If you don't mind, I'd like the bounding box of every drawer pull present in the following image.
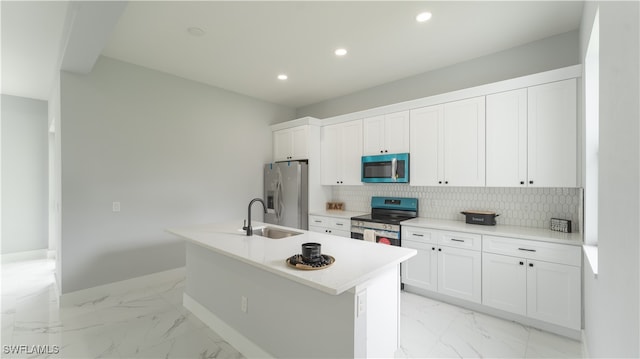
[519,261,524,265]
[336,223,343,226]
[450,239,465,243]
[412,233,424,237]
[314,220,322,223]
[518,248,537,252]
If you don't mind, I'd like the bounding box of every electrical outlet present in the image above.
[112,202,121,212]
[241,296,248,313]
[356,291,366,317]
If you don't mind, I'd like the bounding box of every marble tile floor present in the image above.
[1,258,583,358]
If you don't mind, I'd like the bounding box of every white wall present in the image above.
[1,95,48,254]
[580,2,639,357]
[296,30,579,119]
[59,56,295,293]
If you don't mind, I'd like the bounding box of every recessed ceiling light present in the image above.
[334,48,348,57]
[416,12,432,23]
[187,27,205,37]
[277,74,288,81]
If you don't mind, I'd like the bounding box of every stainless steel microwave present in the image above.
[361,153,409,183]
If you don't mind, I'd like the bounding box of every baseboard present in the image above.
[1,249,49,263]
[61,267,185,306]
[183,293,274,359]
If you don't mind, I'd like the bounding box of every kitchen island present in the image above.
[167,221,416,359]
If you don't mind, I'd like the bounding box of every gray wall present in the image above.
[580,2,639,357]
[60,56,295,293]
[296,30,579,119]
[1,95,48,254]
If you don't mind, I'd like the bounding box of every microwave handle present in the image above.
[391,157,397,180]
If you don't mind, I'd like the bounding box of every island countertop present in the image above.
[167,221,416,295]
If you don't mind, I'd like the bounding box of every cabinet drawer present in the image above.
[402,226,437,244]
[483,235,581,267]
[309,215,350,231]
[438,231,482,251]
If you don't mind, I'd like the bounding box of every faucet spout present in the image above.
[243,198,267,236]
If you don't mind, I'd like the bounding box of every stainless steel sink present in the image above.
[253,226,302,239]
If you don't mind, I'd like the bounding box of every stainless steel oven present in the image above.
[350,197,418,246]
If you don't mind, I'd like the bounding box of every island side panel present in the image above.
[184,242,364,358]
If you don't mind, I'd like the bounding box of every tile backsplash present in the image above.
[331,185,582,231]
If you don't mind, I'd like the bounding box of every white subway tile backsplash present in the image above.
[331,185,582,231]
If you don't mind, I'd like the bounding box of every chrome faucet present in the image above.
[243,198,267,236]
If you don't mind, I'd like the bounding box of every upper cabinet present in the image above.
[410,97,486,187]
[486,79,577,187]
[363,111,410,155]
[321,120,363,185]
[273,125,309,161]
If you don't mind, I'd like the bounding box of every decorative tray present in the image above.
[286,254,335,270]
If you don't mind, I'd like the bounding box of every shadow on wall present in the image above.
[62,239,186,294]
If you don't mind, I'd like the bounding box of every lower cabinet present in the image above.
[403,226,582,333]
[482,235,582,330]
[402,227,482,303]
[308,214,351,238]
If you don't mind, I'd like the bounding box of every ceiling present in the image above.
[2,1,584,108]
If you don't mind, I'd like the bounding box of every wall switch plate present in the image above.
[112,202,121,212]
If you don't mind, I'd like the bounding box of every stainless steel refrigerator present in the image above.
[264,161,308,230]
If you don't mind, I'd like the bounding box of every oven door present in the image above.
[351,227,400,246]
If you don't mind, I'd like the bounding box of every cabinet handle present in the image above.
[529,263,534,267]
[314,220,322,223]
[438,181,442,184]
[518,248,536,252]
[380,150,384,153]
[336,223,343,226]
[445,181,449,184]
[385,150,388,153]
[432,247,436,251]
[519,261,524,265]
[438,248,442,252]
[529,180,534,185]
[450,238,465,243]
[520,181,525,185]
[412,233,424,237]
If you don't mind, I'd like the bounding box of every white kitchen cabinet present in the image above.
[527,79,577,187]
[321,120,363,185]
[486,88,528,187]
[482,252,527,315]
[308,214,351,238]
[363,111,410,155]
[482,235,581,330]
[410,97,485,186]
[273,125,309,161]
[486,79,577,187]
[401,227,482,304]
[526,259,581,329]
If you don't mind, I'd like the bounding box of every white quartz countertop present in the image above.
[167,221,416,295]
[401,218,583,246]
[309,210,368,219]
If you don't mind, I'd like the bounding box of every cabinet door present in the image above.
[409,105,442,186]
[437,246,482,303]
[526,260,581,330]
[482,253,527,315]
[363,115,385,155]
[443,97,486,186]
[273,129,292,161]
[321,124,340,185]
[290,126,309,160]
[384,111,410,154]
[401,239,438,292]
[339,120,363,185]
[527,79,577,187]
[486,89,528,187]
